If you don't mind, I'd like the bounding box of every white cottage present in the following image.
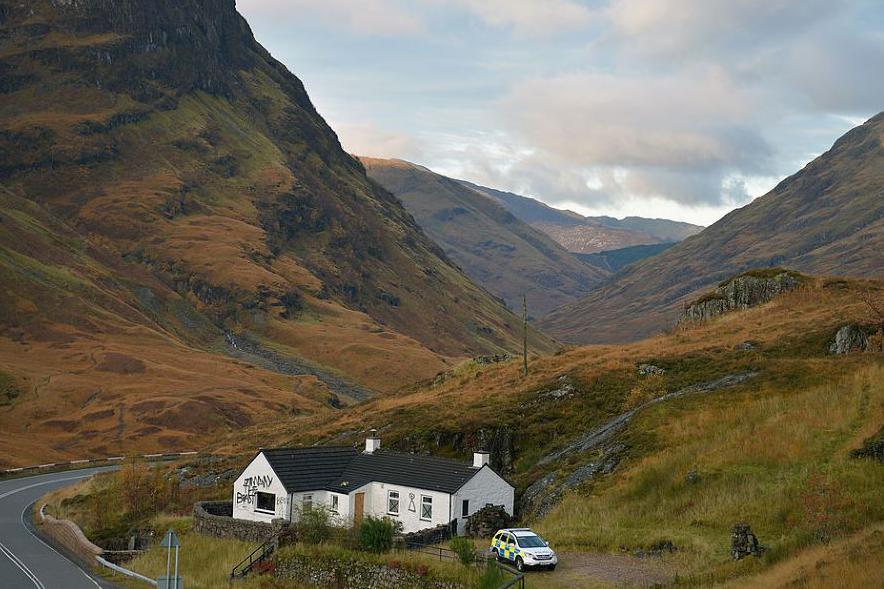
[232,433,514,535]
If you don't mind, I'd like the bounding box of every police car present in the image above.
[490,528,557,571]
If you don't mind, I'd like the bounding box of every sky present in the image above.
[237,0,883,226]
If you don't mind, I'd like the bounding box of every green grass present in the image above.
[534,362,884,584]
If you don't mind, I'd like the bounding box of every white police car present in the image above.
[490,528,557,571]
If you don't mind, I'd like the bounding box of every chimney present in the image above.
[472,451,490,468]
[364,430,380,454]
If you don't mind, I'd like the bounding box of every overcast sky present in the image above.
[237,0,883,225]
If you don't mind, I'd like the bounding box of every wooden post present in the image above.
[522,295,528,377]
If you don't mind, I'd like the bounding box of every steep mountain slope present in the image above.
[460,180,703,252]
[361,158,608,315]
[0,0,554,465]
[541,112,884,344]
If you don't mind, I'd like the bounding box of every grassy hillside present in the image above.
[362,158,608,315]
[0,0,554,466]
[540,112,884,344]
[225,274,884,585]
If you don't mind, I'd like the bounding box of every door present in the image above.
[354,492,365,526]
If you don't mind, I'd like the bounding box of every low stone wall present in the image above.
[465,505,511,538]
[40,512,104,565]
[400,522,453,546]
[274,553,467,589]
[193,501,287,543]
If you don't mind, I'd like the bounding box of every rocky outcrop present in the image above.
[829,325,870,354]
[521,372,757,518]
[731,523,764,560]
[680,269,805,323]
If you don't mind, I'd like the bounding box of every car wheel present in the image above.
[515,557,525,572]
[548,564,556,571]
[491,548,499,561]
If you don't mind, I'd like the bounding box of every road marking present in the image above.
[0,540,45,589]
[0,475,90,501]
[0,474,93,589]
[21,500,102,588]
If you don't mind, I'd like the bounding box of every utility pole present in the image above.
[522,294,528,377]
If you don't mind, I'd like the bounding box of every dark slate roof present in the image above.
[258,447,508,495]
[260,447,358,493]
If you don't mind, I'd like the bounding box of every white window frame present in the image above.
[387,490,400,516]
[330,494,339,513]
[420,495,433,522]
[302,493,313,512]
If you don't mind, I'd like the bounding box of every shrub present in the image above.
[358,516,400,553]
[297,506,332,544]
[478,564,507,589]
[449,536,476,565]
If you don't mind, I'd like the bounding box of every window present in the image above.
[330,495,339,513]
[420,495,433,521]
[256,492,275,513]
[302,494,313,512]
[516,534,546,548]
[387,490,400,515]
[506,535,515,546]
[462,499,469,518]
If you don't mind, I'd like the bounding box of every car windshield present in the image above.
[516,534,547,548]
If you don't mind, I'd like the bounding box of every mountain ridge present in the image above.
[458,179,703,253]
[361,157,608,315]
[539,111,884,344]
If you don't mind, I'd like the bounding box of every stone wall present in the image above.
[399,522,452,547]
[465,505,511,538]
[193,501,288,543]
[274,553,467,589]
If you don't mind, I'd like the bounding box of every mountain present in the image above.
[459,180,703,253]
[361,158,608,315]
[540,112,884,344]
[0,0,555,465]
[574,242,677,273]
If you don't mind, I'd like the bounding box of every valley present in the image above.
[0,1,881,588]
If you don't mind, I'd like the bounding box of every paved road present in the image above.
[0,467,119,588]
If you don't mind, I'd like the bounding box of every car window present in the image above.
[506,535,515,545]
[516,534,546,548]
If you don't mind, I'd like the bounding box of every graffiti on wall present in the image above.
[236,474,274,506]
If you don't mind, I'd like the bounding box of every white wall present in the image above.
[451,466,514,535]
[357,482,451,535]
[289,490,351,527]
[232,453,290,522]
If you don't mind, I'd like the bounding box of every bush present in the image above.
[297,506,332,544]
[449,536,476,565]
[358,516,400,553]
[478,564,507,589]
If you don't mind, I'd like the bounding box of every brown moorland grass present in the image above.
[213,277,883,586]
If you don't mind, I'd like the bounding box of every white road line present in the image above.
[21,500,102,588]
[0,474,92,589]
[0,475,90,501]
[0,541,45,589]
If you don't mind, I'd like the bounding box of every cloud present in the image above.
[604,0,840,59]
[451,0,592,37]
[496,67,775,205]
[333,121,423,159]
[242,0,426,36]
